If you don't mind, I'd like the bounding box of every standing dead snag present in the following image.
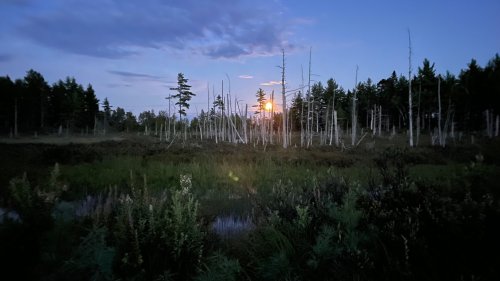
[408,29,414,147]
[306,47,312,147]
[280,49,288,149]
[438,75,443,146]
[352,65,359,146]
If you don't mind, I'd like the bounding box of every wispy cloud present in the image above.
[260,80,283,86]
[107,83,132,88]
[108,70,163,81]
[238,75,254,79]
[11,0,297,59]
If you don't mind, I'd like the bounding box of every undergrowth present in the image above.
[0,147,499,280]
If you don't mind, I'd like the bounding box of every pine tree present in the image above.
[170,73,195,121]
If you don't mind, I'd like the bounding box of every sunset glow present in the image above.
[265,102,273,111]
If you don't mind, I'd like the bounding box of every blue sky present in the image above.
[1,0,499,116]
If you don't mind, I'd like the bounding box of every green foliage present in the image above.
[8,173,34,215]
[253,88,267,115]
[1,142,499,280]
[195,252,241,281]
[7,173,53,226]
[166,175,204,267]
[63,226,115,281]
[112,174,205,280]
[307,187,369,279]
[294,205,310,230]
[170,73,195,119]
[249,226,295,281]
[374,147,412,189]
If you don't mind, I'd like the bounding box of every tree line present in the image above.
[0,70,141,136]
[286,54,500,147]
[1,54,498,146]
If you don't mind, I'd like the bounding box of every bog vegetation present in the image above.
[0,54,499,280]
[0,140,499,280]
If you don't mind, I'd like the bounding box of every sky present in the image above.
[1,0,499,116]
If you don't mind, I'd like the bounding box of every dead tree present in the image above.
[378,105,382,136]
[280,49,288,149]
[408,29,414,147]
[351,65,359,146]
[329,84,338,146]
[307,48,313,147]
[416,81,421,146]
[300,65,305,147]
[438,76,443,146]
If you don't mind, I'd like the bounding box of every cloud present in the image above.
[107,83,132,88]
[108,70,163,81]
[238,75,254,79]
[260,80,283,86]
[12,0,297,59]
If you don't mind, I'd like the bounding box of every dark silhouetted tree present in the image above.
[170,73,195,121]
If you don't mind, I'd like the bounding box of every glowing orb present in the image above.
[265,102,273,111]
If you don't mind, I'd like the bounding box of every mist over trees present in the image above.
[1,54,499,145]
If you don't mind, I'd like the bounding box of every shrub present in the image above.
[194,252,241,281]
[112,174,205,280]
[63,226,115,281]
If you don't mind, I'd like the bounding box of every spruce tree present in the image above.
[170,73,195,121]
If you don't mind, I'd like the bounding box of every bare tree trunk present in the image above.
[329,91,335,145]
[243,104,248,143]
[221,80,225,141]
[206,83,210,140]
[167,94,171,140]
[281,50,288,149]
[316,111,319,133]
[378,105,382,136]
[307,48,312,148]
[408,29,414,147]
[351,65,358,146]
[325,104,329,144]
[226,94,232,142]
[438,76,443,146]
[334,110,339,147]
[370,107,374,133]
[300,65,305,147]
[416,82,421,146]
